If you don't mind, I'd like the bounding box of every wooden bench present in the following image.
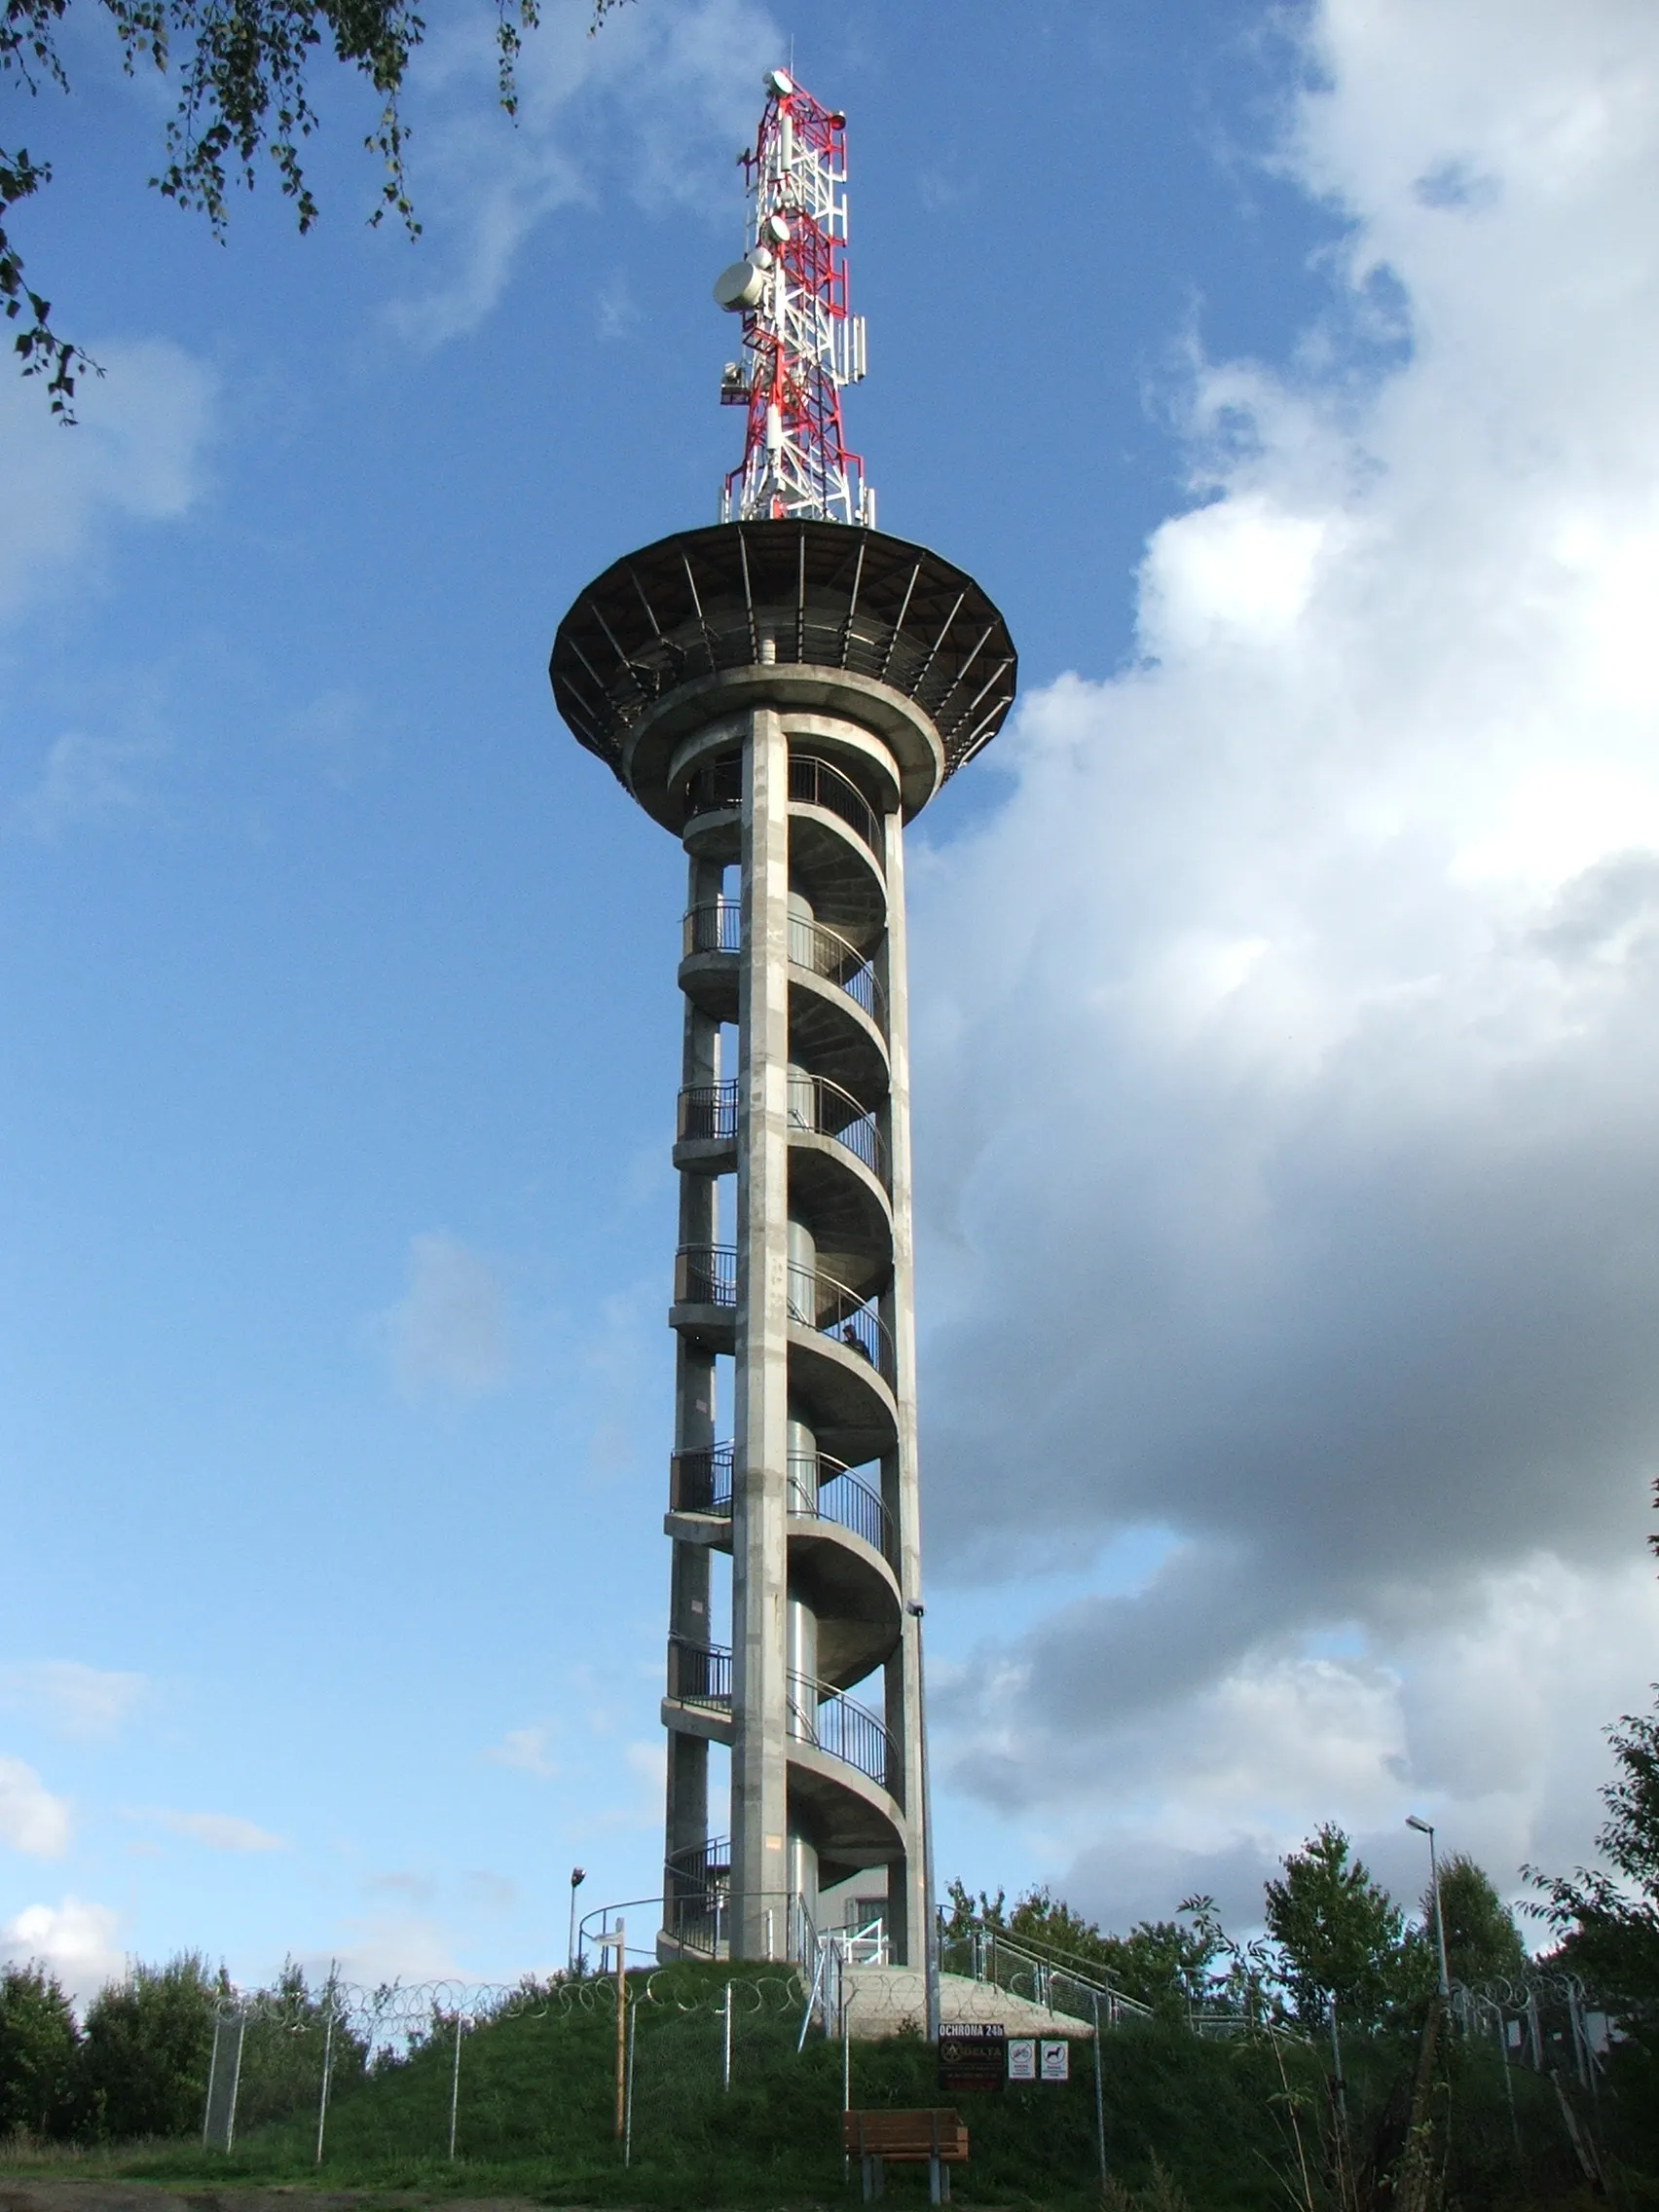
[843,2109,970,2203]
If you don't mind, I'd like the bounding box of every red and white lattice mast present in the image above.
[714,69,871,528]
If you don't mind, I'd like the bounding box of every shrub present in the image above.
[0,1961,78,2139]
[75,1952,219,2141]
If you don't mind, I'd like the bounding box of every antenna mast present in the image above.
[714,68,871,528]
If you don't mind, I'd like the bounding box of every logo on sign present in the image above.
[939,2020,1006,2093]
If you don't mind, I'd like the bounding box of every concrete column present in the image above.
[880,800,928,1970]
[731,706,791,1958]
[664,848,720,1899]
[784,1409,821,1939]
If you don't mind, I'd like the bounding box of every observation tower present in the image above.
[550,69,1016,1972]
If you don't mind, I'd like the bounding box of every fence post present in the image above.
[722,1974,734,2090]
[1493,2002,1521,2157]
[613,1922,628,2142]
[842,1979,852,2181]
[315,1983,337,2166]
[202,2008,245,2153]
[624,2000,638,2167]
[448,2011,463,2160]
[203,2012,220,2149]
[1092,1992,1107,2186]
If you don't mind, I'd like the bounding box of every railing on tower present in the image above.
[682,901,743,957]
[683,755,743,820]
[671,1442,735,1516]
[682,753,883,861]
[679,1079,739,1143]
[787,1262,895,1382]
[671,1442,893,1564]
[668,1637,733,1712]
[675,1244,738,1307]
[678,1073,885,1182]
[682,901,884,1028]
[787,1670,898,1796]
[786,1069,886,1184]
[788,1453,893,1563]
[788,755,882,858]
[789,912,884,1024]
[664,1833,732,1956]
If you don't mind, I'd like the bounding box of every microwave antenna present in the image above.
[713,68,871,527]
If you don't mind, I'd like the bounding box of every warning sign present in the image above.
[1007,2038,1037,2081]
[938,2020,1006,2093]
[1040,2039,1070,2082]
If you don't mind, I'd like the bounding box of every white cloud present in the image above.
[136,1807,288,1852]
[914,0,1659,1927]
[1,1897,124,2005]
[0,337,216,620]
[484,1724,560,1778]
[0,1757,73,1857]
[278,685,387,790]
[323,1914,462,1987]
[0,1661,150,1739]
[379,1232,511,1398]
[387,0,781,344]
[6,731,169,842]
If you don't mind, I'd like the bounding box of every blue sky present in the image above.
[5,0,1659,1999]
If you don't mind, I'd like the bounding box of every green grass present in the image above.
[3,1967,1654,2210]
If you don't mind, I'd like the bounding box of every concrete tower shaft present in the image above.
[552,522,1015,1967]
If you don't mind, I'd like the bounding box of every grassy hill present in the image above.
[3,1963,1653,2209]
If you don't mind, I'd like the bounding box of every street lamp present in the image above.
[906,1601,940,2045]
[568,1865,587,1978]
[1406,1817,1450,1999]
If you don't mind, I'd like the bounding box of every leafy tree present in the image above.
[1264,1824,1407,2028]
[1530,1688,1659,2003]
[74,1951,220,2140]
[1005,1884,1112,1961]
[235,1958,367,2129]
[941,1876,1006,1935]
[1413,1852,1528,1989]
[1,0,627,418]
[1092,1918,1223,2013]
[943,1878,1223,2011]
[0,1960,78,2139]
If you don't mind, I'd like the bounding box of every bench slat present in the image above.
[843,2109,970,2160]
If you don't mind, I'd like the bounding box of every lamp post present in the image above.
[1406,1817,1450,1999]
[568,1865,587,1978]
[907,1601,940,2044]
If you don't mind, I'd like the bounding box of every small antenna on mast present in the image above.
[712,69,871,528]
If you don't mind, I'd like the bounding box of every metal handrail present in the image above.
[682,902,885,1031]
[787,1070,887,1185]
[682,901,742,956]
[674,1252,893,1386]
[668,1636,732,1711]
[671,1442,734,1515]
[789,754,882,860]
[789,912,885,1025]
[671,1445,891,1562]
[679,1079,738,1142]
[788,1453,893,1562]
[786,1262,895,1383]
[675,1244,738,1307]
[683,756,742,820]
[681,754,883,864]
[666,1834,731,1888]
[787,1669,898,1796]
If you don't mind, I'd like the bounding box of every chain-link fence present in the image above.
[201,1964,820,2166]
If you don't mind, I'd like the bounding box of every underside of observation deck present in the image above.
[550,522,1017,823]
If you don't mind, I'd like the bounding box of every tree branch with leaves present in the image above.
[1,0,628,419]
